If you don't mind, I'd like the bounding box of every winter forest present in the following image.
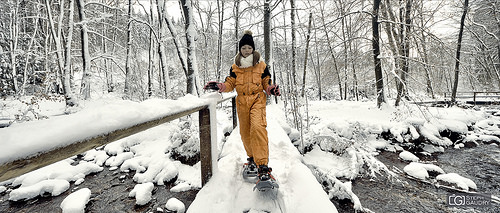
[1,0,500,212]
[1,0,499,108]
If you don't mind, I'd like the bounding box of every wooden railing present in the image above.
[0,93,237,186]
[444,91,500,105]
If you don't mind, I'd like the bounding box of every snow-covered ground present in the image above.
[1,95,500,212]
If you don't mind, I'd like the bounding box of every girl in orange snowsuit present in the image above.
[204,30,280,179]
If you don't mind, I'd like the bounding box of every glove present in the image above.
[266,84,281,96]
[204,81,226,92]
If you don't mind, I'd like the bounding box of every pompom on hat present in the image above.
[238,30,255,51]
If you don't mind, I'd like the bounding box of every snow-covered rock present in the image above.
[60,188,91,213]
[105,152,134,167]
[9,179,70,201]
[170,182,191,192]
[0,186,6,193]
[83,149,109,166]
[128,182,154,205]
[165,197,185,213]
[436,173,477,191]
[403,162,445,180]
[403,162,429,179]
[399,151,419,162]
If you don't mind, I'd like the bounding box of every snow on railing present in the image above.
[0,92,237,186]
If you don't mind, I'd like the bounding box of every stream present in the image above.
[0,164,199,213]
[338,144,500,213]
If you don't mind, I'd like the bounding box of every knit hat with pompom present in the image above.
[238,30,255,51]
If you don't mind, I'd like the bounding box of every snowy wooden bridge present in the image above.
[0,93,237,185]
[0,93,338,212]
[411,91,500,106]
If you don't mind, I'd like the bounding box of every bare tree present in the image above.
[319,2,342,100]
[301,13,313,98]
[451,0,469,103]
[124,0,133,99]
[290,0,297,86]
[9,0,20,94]
[395,0,412,106]
[45,0,78,106]
[156,0,171,97]
[77,0,91,100]
[63,0,77,106]
[373,0,386,107]
[216,0,225,81]
[180,0,200,96]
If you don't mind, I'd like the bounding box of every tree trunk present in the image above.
[21,3,40,95]
[395,0,412,106]
[9,0,19,94]
[264,0,272,64]
[77,0,91,100]
[384,0,403,95]
[290,0,297,86]
[340,4,349,100]
[373,0,386,107]
[234,0,240,54]
[216,0,224,81]
[313,28,322,100]
[63,0,77,106]
[147,0,155,97]
[301,13,313,97]
[417,4,435,99]
[124,0,133,99]
[165,15,188,77]
[180,0,199,96]
[45,0,69,103]
[451,0,469,103]
[156,0,170,98]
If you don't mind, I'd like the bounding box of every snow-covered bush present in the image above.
[170,118,200,165]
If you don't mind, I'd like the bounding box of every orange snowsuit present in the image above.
[221,60,271,166]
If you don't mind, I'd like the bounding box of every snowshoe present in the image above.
[253,165,279,192]
[242,157,258,182]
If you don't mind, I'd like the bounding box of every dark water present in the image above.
[339,144,500,213]
[0,166,198,213]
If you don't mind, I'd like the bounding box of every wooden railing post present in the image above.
[199,107,212,186]
[474,92,477,105]
[232,97,237,129]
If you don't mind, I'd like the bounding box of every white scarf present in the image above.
[239,54,255,68]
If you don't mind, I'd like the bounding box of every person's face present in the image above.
[240,45,253,58]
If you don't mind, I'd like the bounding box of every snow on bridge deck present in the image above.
[187,104,337,213]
